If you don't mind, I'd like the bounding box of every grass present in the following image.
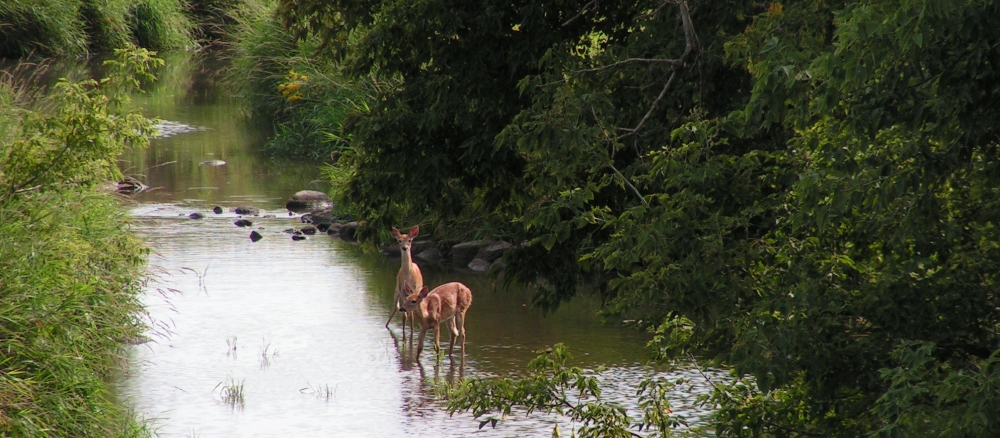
[259,339,278,369]
[0,46,157,437]
[226,0,374,161]
[1,0,200,58]
[0,0,88,58]
[215,378,246,410]
[0,191,151,436]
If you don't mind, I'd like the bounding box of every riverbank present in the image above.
[0,48,156,436]
[0,192,150,436]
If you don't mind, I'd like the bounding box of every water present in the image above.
[114,53,723,437]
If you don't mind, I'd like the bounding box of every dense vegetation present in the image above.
[0,47,159,437]
[0,0,267,58]
[271,0,1000,436]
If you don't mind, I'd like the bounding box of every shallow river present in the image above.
[115,54,722,437]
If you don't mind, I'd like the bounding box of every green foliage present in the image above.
[228,0,374,161]
[279,0,1000,435]
[0,0,192,57]
[0,0,88,57]
[446,344,688,437]
[186,0,258,42]
[0,46,155,436]
[126,0,194,51]
[79,0,133,54]
[1,45,162,202]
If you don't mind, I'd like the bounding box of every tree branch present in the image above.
[562,0,599,27]
[615,0,699,141]
[575,58,684,75]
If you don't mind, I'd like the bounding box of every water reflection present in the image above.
[115,52,720,437]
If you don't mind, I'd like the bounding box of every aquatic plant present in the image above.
[216,378,246,410]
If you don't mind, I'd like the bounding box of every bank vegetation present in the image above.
[0,47,159,437]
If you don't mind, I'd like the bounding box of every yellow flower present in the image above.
[282,90,290,96]
[278,84,287,91]
[300,75,308,81]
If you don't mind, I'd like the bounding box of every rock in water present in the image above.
[249,231,263,242]
[285,190,333,213]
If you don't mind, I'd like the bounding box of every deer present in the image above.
[400,282,473,360]
[385,226,424,335]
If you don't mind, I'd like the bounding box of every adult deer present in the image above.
[400,282,472,360]
[385,226,424,334]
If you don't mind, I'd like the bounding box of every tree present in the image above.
[278,0,1000,435]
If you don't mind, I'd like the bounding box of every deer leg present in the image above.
[456,312,466,357]
[447,319,458,356]
[416,326,428,359]
[385,304,398,329]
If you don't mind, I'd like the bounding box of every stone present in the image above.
[249,231,263,242]
[213,206,223,214]
[234,206,260,216]
[474,241,512,263]
[468,258,491,272]
[300,225,317,235]
[339,221,359,242]
[285,190,333,213]
[415,247,443,264]
[188,212,205,219]
[451,240,492,267]
[234,219,253,227]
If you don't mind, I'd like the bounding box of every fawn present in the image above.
[400,282,472,360]
[385,226,424,334]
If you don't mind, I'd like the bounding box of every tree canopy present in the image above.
[277,0,1000,435]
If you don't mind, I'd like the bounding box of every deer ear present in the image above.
[419,286,430,298]
[391,227,401,238]
[409,226,419,238]
[403,283,412,293]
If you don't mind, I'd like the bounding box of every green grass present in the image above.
[0,46,156,437]
[0,0,88,58]
[127,0,193,52]
[0,0,194,58]
[215,378,246,410]
[226,0,373,160]
[0,191,150,436]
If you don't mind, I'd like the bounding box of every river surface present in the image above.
[112,53,723,437]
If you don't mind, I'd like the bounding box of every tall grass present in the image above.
[0,0,88,58]
[0,47,156,436]
[127,0,194,52]
[0,0,193,58]
[0,191,150,437]
[227,0,374,160]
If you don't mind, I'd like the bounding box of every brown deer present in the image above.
[400,282,472,360]
[385,226,424,334]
